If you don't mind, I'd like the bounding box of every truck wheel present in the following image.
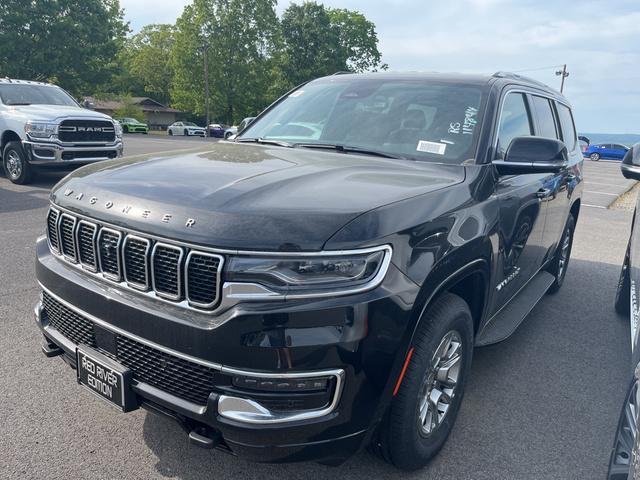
[376,293,473,470]
[590,152,601,161]
[547,214,576,294]
[615,243,631,316]
[3,141,33,185]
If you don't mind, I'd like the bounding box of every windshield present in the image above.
[125,118,140,124]
[184,122,197,127]
[0,84,78,106]
[240,77,485,163]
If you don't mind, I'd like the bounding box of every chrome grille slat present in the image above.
[97,228,122,281]
[152,243,184,300]
[58,214,77,261]
[186,251,223,308]
[47,208,60,252]
[123,235,151,290]
[76,220,98,271]
[46,211,222,311]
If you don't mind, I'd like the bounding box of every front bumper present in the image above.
[23,139,123,166]
[34,236,419,463]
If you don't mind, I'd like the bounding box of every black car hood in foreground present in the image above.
[51,142,465,251]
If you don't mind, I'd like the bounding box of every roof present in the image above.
[315,71,563,98]
[85,96,181,114]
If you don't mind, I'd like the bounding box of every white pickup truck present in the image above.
[0,78,123,184]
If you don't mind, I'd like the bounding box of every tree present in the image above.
[112,97,145,122]
[278,2,386,88]
[171,0,279,124]
[123,24,175,104]
[0,0,129,95]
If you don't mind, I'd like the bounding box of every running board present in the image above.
[475,271,555,347]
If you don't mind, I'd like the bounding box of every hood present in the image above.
[51,142,465,251]
[2,104,113,122]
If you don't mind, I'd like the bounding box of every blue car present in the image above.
[585,143,629,161]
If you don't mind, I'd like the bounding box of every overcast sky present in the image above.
[120,0,640,134]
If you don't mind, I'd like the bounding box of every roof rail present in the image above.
[492,71,555,91]
[332,71,352,76]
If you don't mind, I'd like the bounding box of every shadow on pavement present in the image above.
[0,171,66,214]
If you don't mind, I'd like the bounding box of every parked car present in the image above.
[35,72,583,470]
[224,116,255,139]
[610,144,640,480]
[585,143,629,161]
[208,123,226,138]
[167,121,206,137]
[0,78,122,184]
[115,117,148,134]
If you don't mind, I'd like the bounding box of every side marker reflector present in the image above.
[393,347,414,396]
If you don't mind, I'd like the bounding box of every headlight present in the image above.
[24,121,57,138]
[114,122,123,137]
[225,246,391,296]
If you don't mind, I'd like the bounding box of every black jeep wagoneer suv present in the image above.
[35,72,583,470]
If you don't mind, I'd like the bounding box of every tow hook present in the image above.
[188,427,221,449]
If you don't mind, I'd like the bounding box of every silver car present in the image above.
[167,121,206,137]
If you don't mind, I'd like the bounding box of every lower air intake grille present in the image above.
[42,292,96,347]
[115,334,216,405]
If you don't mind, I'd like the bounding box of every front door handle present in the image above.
[536,188,552,199]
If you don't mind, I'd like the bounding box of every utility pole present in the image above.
[203,43,210,136]
[555,64,569,93]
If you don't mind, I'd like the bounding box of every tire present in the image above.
[376,293,474,471]
[590,152,601,161]
[547,214,576,294]
[225,132,232,139]
[183,129,188,136]
[615,242,631,316]
[168,129,173,136]
[3,141,33,185]
[123,126,129,133]
[608,376,638,480]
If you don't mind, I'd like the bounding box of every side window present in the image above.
[496,93,533,159]
[531,96,558,140]
[556,103,577,151]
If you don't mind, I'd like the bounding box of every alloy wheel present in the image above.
[417,331,463,437]
[5,149,22,180]
[557,225,572,279]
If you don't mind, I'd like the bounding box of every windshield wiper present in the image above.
[6,102,31,106]
[236,137,295,148]
[295,143,407,160]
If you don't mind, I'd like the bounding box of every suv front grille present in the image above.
[46,207,223,311]
[58,120,116,143]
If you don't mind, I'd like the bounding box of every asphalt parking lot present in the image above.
[122,133,220,157]
[0,142,635,479]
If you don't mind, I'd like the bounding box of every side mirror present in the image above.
[621,144,640,181]
[494,136,568,175]
[82,99,95,110]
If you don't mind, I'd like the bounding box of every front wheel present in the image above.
[590,152,601,161]
[168,129,173,136]
[3,141,33,185]
[183,129,189,136]
[375,293,473,470]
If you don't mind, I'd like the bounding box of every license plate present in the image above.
[76,345,136,412]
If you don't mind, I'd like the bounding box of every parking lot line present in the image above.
[583,203,607,209]
[584,191,619,196]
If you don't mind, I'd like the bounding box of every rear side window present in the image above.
[496,93,532,159]
[531,96,558,140]
[556,103,577,151]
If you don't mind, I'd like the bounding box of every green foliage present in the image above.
[0,0,129,95]
[278,2,387,89]
[112,98,145,122]
[122,24,175,104]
